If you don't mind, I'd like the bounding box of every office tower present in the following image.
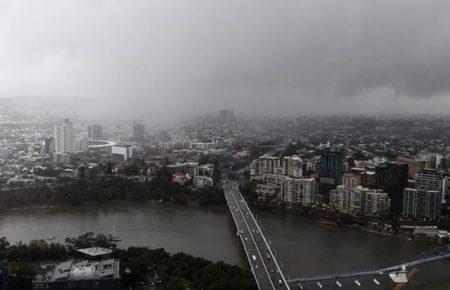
[54,119,74,154]
[218,109,235,125]
[318,150,344,185]
[375,163,409,214]
[132,124,145,142]
[88,124,103,140]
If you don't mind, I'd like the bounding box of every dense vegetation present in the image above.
[0,232,256,290]
[0,167,225,209]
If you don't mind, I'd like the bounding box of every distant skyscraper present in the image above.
[218,109,235,125]
[318,150,344,185]
[73,136,89,152]
[43,137,55,154]
[132,123,145,142]
[440,157,448,170]
[375,163,409,214]
[54,119,74,154]
[88,124,103,140]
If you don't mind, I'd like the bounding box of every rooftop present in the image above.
[35,259,119,283]
[77,247,113,257]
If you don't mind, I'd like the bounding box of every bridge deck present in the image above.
[224,179,290,290]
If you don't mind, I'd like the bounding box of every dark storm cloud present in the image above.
[0,0,449,120]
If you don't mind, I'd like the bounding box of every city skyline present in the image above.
[1,0,450,122]
[1,1,450,289]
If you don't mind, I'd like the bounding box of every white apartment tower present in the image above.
[54,119,74,154]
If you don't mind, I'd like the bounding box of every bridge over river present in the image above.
[223,175,450,290]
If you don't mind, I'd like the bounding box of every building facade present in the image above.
[402,169,445,220]
[88,125,103,140]
[278,177,317,204]
[342,173,362,188]
[132,124,145,142]
[54,119,74,154]
[330,186,391,215]
[375,163,409,213]
[318,150,344,185]
[250,155,304,178]
[111,144,133,161]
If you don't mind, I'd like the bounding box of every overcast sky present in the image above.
[1,0,450,120]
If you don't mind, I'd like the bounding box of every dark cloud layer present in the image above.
[0,0,449,120]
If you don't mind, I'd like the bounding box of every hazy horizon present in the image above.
[1,0,450,121]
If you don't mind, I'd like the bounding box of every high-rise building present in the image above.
[88,124,103,140]
[250,155,305,178]
[375,163,409,214]
[54,119,74,154]
[330,186,391,215]
[73,136,89,152]
[132,124,145,142]
[395,156,427,178]
[342,173,362,188]
[402,188,440,220]
[416,169,446,203]
[402,169,445,220]
[420,152,444,170]
[278,177,317,205]
[218,109,235,125]
[281,155,304,178]
[250,155,282,177]
[318,150,344,185]
[440,157,448,170]
[43,137,55,154]
[250,154,315,204]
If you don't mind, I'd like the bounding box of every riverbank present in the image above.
[1,197,437,245]
[1,200,446,290]
[240,199,448,246]
[0,232,256,290]
[0,170,225,210]
[0,198,195,212]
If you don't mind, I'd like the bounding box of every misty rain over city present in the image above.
[0,1,450,290]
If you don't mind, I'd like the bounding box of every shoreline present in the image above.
[0,198,228,214]
[1,200,435,244]
[250,206,440,244]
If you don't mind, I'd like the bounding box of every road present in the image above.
[223,178,290,290]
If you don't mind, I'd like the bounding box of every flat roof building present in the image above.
[111,144,133,161]
[33,259,120,290]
